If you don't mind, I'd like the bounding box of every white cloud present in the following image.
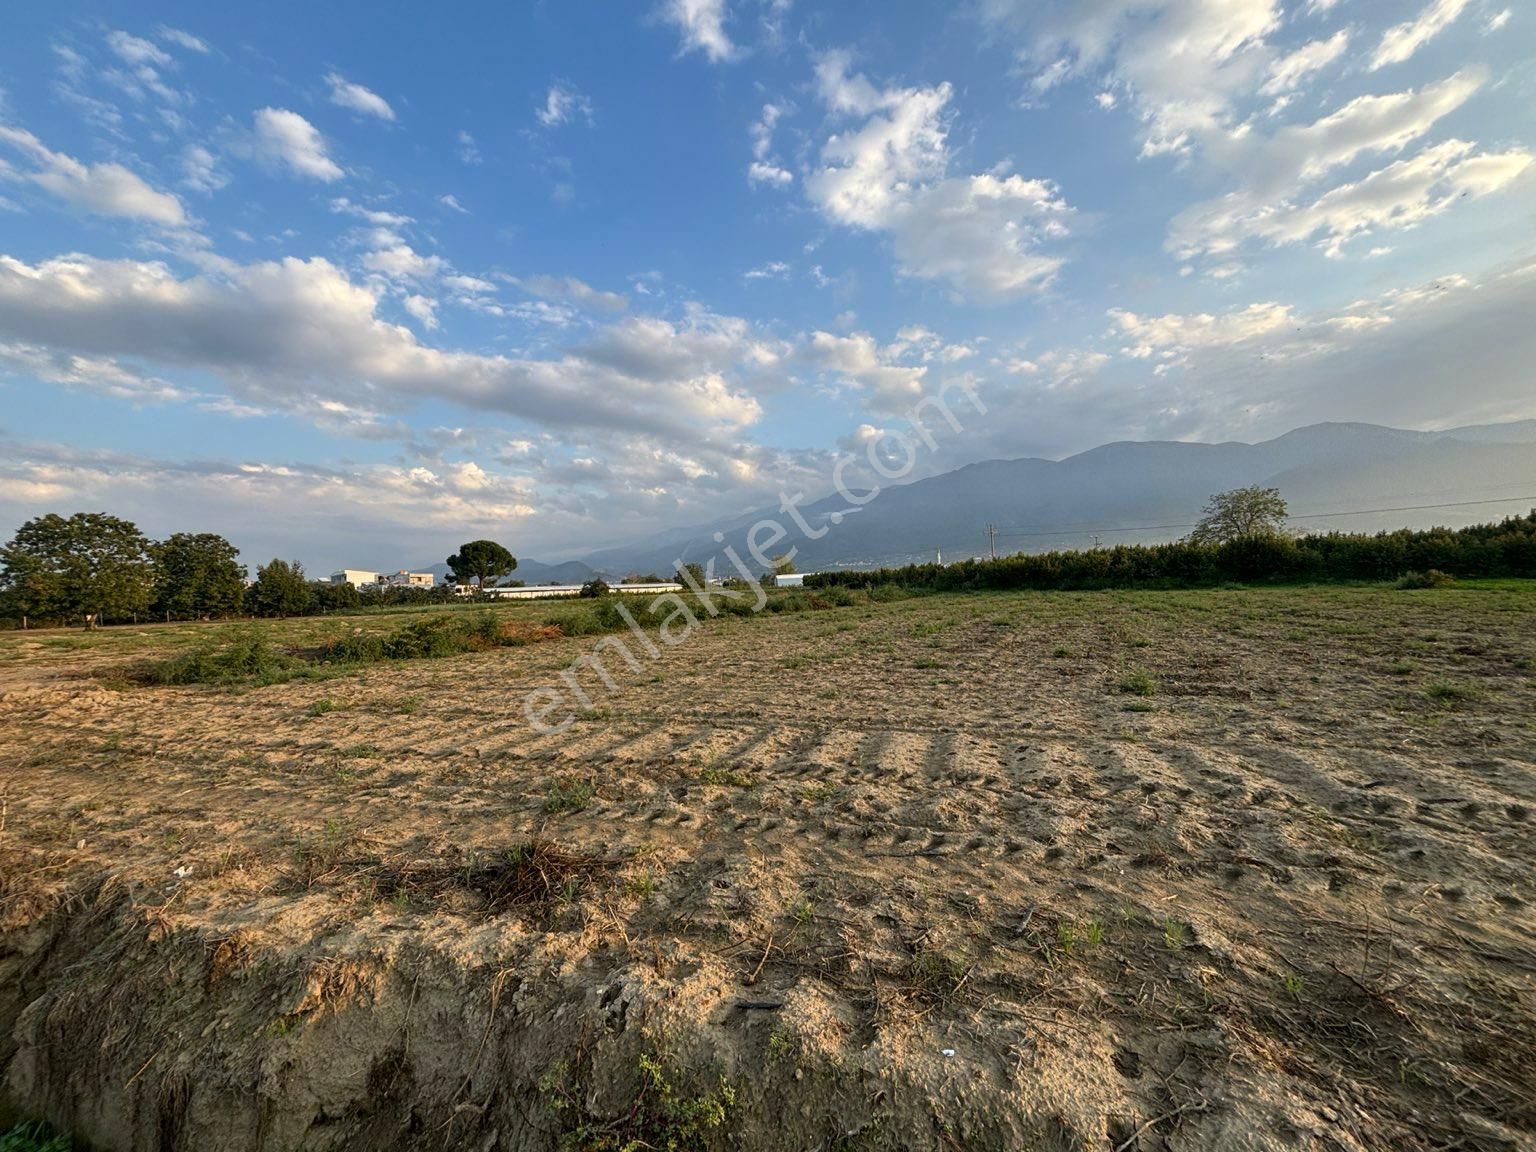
[325,72,395,120]
[1372,0,1472,70]
[661,0,735,62]
[1486,9,1511,32]
[330,196,412,226]
[402,294,439,330]
[805,53,1072,300]
[442,274,495,294]
[0,253,770,446]
[361,242,445,282]
[0,126,186,225]
[180,144,228,194]
[805,330,927,411]
[438,193,468,213]
[0,341,188,403]
[457,130,481,165]
[157,27,210,54]
[743,261,790,280]
[982,0,1282,158]
[513,274,629,312]
[1261,30,1350,96]
[536,82,593,127]
[101,31,185,106]
[1170,71,1530,260]
[106,31,171,68]
[747,103,793,186]
[749,162,793,186]
[1110,301,1295,365]
[251,108,344,181]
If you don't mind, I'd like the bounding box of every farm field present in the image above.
[2,584,1534,1151]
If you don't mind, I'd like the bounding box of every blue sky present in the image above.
[1,0,1533,569]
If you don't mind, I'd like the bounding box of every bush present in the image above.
[579,578,611,598]
[1395,569,1457,590]
[136,627,305,686]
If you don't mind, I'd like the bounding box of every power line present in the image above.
[990,494,1536,541]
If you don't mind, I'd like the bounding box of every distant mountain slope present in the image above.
[576,420,1536,574]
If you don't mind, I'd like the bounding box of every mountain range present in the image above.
[433,420,1536,579]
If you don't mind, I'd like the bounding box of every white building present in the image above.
[330,569,380,587]
[478,582,683,600]
[379,570,435,589]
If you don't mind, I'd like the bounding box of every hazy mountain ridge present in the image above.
[574,420,1536,575]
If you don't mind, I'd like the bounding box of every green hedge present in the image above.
[805,511,1536,593]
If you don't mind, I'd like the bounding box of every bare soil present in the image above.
[2,585,1534,1151]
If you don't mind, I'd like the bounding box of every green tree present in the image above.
[446,539,517,590]
[579,578,610,598]
[152,533,246,620]
[309,580,360,612]
[1186,487,1289,546]
[247,559,312,617]
[0,512,154,626]
[675,562,705,587]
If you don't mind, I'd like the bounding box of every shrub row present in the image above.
[130,586,900,686]
[805,512,1536,594]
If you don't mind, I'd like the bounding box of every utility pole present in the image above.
[985,523,997,560]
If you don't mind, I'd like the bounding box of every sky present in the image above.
[1,0,1533,570]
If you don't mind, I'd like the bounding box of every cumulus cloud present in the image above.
[1371,0,1472,70]
[804,52,1072,300]
[0,252,770,447]
[251,108,344,181]
[0,125,186,224]
[536,82,594,127]
[361,242,445,282]
[325,72,396,120]
[805,330,928,411]
[661,0,735,62]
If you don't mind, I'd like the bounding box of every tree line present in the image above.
[807,507,1536,594]
[0,513,521,628]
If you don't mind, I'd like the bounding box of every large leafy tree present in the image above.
[0,512,154,626]
[247,559,313,618]
[152,533,247,620]
[1186,487,1289,546]
[446,540,517,590]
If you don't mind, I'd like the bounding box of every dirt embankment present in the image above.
[2,873,1168,1152]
